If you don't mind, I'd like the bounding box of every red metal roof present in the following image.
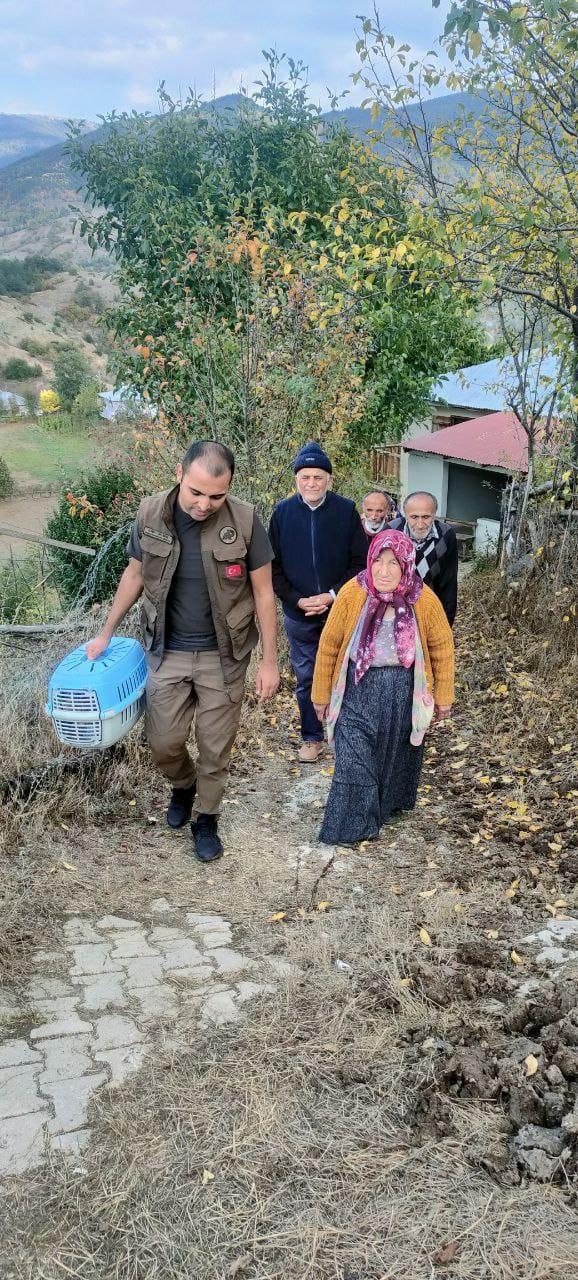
[404,411,528,473]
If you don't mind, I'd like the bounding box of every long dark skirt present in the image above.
[319,664,424,844]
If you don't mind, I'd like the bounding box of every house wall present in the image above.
[402,451,448,515]
[446,462,507,522]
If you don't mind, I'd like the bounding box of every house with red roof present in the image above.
[401,410,528,523]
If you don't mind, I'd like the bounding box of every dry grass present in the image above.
[3,910,578,1280]
[1,569,578,1278]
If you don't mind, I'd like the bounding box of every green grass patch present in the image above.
[0,420,100,488]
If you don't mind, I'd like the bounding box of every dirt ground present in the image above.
[0,493,57,563]
[1,571,577,1278]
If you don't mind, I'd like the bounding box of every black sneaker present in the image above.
[167,783,196,829]
[191,813,223,863]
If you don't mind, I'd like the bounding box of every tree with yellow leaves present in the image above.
[354,0,578,465]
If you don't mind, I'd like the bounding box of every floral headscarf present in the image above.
[354,529,423,683]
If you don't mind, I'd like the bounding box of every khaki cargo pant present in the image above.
[145,650,246,815]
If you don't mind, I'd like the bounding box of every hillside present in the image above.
[0,113,94,170]
[0,90,483,228]
[324,90,486,145]
[0,90,484,400]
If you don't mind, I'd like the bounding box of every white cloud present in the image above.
[1,0,452,118]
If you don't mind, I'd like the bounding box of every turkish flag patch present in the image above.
[225,563,243,579]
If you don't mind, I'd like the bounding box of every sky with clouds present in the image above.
[0,0,450,121]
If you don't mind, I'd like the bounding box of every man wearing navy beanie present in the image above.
[269,442,367,761]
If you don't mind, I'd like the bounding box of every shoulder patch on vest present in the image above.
[219,526,238,545]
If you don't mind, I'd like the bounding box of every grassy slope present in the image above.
[0,420,100,489]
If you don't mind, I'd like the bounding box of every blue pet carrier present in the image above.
[46,636,147,749]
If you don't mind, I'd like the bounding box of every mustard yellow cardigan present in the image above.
[311,580,455,709]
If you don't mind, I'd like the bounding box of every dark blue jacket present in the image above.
[269,492,367,624]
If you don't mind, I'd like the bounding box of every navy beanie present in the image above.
[293,441,333,475]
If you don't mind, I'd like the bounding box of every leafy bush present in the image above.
[46,463,142,604]
[58,283,106,326]
[39,389,60,414]
[73,282,105,314]
[23,390,37,417]
[20,336,49,358]
[73,381,101,421]
[0,455,15,497]
[52,348,91,408]
[3,357,42,380]
[40,410,77,434]
[0,255,62,296]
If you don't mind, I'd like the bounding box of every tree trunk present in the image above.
[572,285,578,470]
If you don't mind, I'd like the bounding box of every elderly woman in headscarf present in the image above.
[311,529,455,845]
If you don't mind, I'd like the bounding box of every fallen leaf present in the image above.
[60,823,69,832]
[128,799,137,807]
[419,888,438,899]
[269,911,287,923]
[454,902,463,913]
[262,812,272,820]
[434,1240,460,1265]
[61,861,77,872]
[398,977,413,986]
[316,901,330,912]
[390,884,402,895]
[426,859,439,869]
[471,833,481,846]
[525,1053,539,1077]
[486,929,499,939]
[228,1254,252,1278]
[511,950,524,965]
[201,1169,214,1185]
[419,927,432,946]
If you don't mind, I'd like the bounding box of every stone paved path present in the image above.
[0,898,283,1176]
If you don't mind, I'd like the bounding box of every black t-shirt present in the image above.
[128,501,273,652]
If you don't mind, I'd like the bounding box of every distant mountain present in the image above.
[325,91,485,139]
[0,113,95,170]
[0,90,485,219]
[0,89,489,392]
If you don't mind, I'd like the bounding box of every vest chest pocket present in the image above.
[211,542,248,589]
[217,559,247,587]
[140,532,174,595]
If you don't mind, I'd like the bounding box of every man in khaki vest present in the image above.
[86,441,279,862]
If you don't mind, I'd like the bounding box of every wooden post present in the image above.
[0,525,96,557]
[0,622,87,635]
